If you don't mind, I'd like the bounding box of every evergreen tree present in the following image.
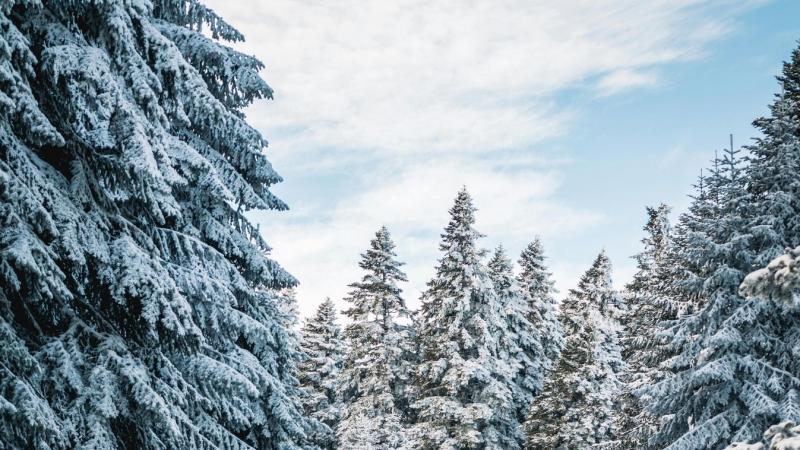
[299,298,346,449]
[411,188,520,450]
[646,147,771,450]
[0,1,316,448]
[516,239,564,382]
[616,204,674,449]
[649,42,800,448]
[487,246,544,424]
[524,251,625,450]
[337,227,413,449]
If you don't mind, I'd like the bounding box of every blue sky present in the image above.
[205,0,800,318]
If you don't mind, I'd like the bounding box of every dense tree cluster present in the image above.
[298,41,800,450]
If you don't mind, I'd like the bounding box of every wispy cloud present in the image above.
[206,0,761,316]
[596,69,660,95]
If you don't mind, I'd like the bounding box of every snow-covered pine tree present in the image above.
[337,226,413,449]
[615,204,674,449]
[645,145,781,450]
[411,188,520,450]
[735,40,800,447]
[649,42,800,448]
[299,298,346,449]
[516,238,564,385]
[0,1,317,448]
[524,251,626,450]
[487,245,544,424]
[725,42,800,447]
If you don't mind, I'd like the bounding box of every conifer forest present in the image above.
[3,1,800,449]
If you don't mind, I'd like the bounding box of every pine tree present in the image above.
[725,40,800,445]
[616,204,674,449]
[649,42,800,448]
[411,188,520,450]
[524,251,625,450]
[299,298,346,449]
[0,1,316,448]
[487,245,545,424]
[337,227,413,449]
[645,147,773,450]
[516,238,564,384]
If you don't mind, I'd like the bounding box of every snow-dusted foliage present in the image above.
[729,253,800,450]
[0,1,317,448]
[616,204,674,449]
[524,251,626,450]
[727,421,800,450]
[337,227,414,449]
[487,246,545,424]
[516,238,563,375]
[411,188,520,450]
[299,298,345,450]
[740,245,800,304]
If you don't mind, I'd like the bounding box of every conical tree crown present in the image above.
[517,237,563,370]
[343,226,409,324]
[518,238,553,298]
[488,245,515,292]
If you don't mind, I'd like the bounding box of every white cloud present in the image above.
[596,69,659,95]
[206,0,754,160]
[204,0,760,317]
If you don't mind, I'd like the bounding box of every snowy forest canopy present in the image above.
[2,1,800,450]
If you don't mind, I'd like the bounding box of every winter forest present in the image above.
[2,1,800,450]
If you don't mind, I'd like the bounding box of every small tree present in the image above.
[487,245,544,424]
[524,251,625,449]
[337,227,413,449]
[299,298,346,449]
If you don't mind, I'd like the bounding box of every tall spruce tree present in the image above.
[649,42,800,448]
[516,238,564,383]
[0,1,318,448]
[299,298,345,449]
[524,251,625,450]
[337,227,413,449]
[645,146,774,450]
[487,246,545,424]
[411,188,520,450]
[723,43,800,450]
[616,204,674,449]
